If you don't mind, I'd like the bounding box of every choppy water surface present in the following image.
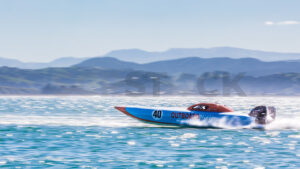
[0,96,300,168]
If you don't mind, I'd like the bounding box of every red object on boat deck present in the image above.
[187,103,233,112]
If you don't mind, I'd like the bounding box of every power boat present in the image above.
[115,103,276,128]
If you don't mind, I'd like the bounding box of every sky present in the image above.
[0,0,300,62]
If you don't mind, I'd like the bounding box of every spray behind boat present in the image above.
[249,106,276,124]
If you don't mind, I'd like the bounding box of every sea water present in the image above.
[0,96,299,168]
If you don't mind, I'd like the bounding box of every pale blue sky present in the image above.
[0,0,300,62]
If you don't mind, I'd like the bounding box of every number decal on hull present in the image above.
[152,110,163,120]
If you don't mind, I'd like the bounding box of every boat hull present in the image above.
[115,106,255,127]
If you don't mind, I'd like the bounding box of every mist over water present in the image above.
[0,96,299,168]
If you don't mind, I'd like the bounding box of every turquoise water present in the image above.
[0,96,300,168]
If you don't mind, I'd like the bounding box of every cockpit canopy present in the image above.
[187,103,233,112]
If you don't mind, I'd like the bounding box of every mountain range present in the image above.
[2,47,300,69]
[105,47,300,63]
[1,46,300,95]
[74,57,300,76]
[0,66,300,95]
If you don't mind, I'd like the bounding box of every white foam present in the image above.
[180,133,197,139]
[0,115,154,127]
[265,116,300,130]
[183,116,253,129]
[184,113,300,130]
[127,141,136,145]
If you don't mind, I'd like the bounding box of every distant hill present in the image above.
[74,57,300,76]
[43,57,89,68]
[0,66,172,95]
[0,57,24,67]
[0,66,300,95]
[75,57,138,70]
[104,47,300,63]
[0,56,88,69]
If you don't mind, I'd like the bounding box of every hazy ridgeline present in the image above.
[1,47,300,95]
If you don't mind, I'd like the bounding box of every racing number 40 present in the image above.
[152,110,162,119]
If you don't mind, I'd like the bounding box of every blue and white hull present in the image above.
[115,106,255,128]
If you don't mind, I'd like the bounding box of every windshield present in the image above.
[192,105,209,111]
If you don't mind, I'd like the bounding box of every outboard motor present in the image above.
[249,106,276,124]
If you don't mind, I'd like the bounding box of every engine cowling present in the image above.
[249,106,276,124]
